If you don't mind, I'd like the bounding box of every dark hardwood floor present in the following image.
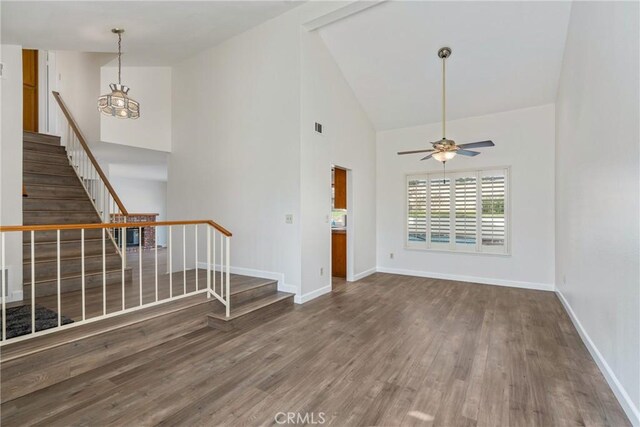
[0,273,630,426]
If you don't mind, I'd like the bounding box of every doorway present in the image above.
[22,49,39,132]
[331,166,350,289]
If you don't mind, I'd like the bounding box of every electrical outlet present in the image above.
[390,253,394,259]
[285,214,293,224]
[320,267,324,276]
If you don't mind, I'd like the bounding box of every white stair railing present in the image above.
[52,91,128,226]
[0,220,232,345]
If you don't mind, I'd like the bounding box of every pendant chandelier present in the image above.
[98,28,140,119]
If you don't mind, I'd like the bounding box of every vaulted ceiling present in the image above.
[318,1,572,130]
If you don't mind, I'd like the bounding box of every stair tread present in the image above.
[24,253,120,264]
[23,238,105,245]
[23,141,65,150]
[23,267,130,285]
[25,183,82,189]
[227,275,278,296]
[207,291,293,321]
[24,171,78,178]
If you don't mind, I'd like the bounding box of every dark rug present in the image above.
[0,305,73,339]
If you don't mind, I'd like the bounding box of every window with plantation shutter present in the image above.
[429,177,450,245]
[407,178,427,242]
[454,176,477,247]
[406,167,509,254]
[481,171,507,252]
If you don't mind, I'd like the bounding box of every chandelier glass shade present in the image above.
[432,151,457,162]
[98,29,140,119]
[98,84,140,119]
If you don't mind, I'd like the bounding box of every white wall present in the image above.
[100,66,171,152]
[555,2,640,423]
[54,51,113,144]
[0,44,24,301]
[168,8,303,292]
[377,104,555,290]
[300,30,376,298]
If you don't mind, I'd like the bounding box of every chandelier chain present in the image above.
[117,32,122,85]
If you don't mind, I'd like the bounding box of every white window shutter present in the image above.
[407,177,427,244]
[481,170,507,253]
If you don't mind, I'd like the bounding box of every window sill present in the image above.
[404,245,511,257]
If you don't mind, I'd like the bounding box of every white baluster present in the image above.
[213,231,216,295]
[31,231,35,333]
[102,227,106,316]
[169,226,173,299]
[81,229,85,321]
[121,226,126,311]
[207,227,211,298]
[194,224,198,291]
[1,233,6,341]
[182,225,186,295]
[57,230,61,326]
[155,227,158,302]
[226,236,230,318]
[139,226,142,306]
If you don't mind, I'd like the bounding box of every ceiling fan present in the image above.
[398,47,495,162]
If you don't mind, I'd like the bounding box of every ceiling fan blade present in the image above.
[397,149,434,155]
[457,140,495,149]
[456,149,480,156]
[420,153,435,160]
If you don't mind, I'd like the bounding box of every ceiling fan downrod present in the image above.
[437,47,451,140]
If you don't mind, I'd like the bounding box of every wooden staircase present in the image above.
[22,131,130,298]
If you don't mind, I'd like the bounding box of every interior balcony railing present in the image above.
[0,220,232,345]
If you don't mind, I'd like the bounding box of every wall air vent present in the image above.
[315,122,323,134]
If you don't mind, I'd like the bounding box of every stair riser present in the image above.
[24,269,133,298]
[24,212,102,225]
[23,240,117,260]
[24,173,81,186]
[23,151,70,165]
[24,161,75,176]
[24,198,96,212]
[24,141,66,154]
[23,184,87,199]
[23,229,107,243]
[231,281,278,306]
[24,254,124,282]
[24,132,61,146]
[207,295,294,332]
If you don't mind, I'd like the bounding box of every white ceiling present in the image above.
[1,1,302,65]
[319,1,572,130]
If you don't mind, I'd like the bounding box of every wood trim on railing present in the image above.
[0,220,233,237]
[51,91,128,216]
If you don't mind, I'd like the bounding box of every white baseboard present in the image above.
[296,285,332,304]
[351,267,377,282]
[375,267,554,292]
[196,263,297,295]
[0,290,23,304]
[556,290,639,426]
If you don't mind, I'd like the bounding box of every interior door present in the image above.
[23,49,38,132]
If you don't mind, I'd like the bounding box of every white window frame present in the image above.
[405,166,511,256]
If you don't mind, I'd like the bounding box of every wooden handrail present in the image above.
[0,219,232,237]
[51,91,128,216]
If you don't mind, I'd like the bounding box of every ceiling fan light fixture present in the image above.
[432,151,457,162]
[98,28,140,119]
